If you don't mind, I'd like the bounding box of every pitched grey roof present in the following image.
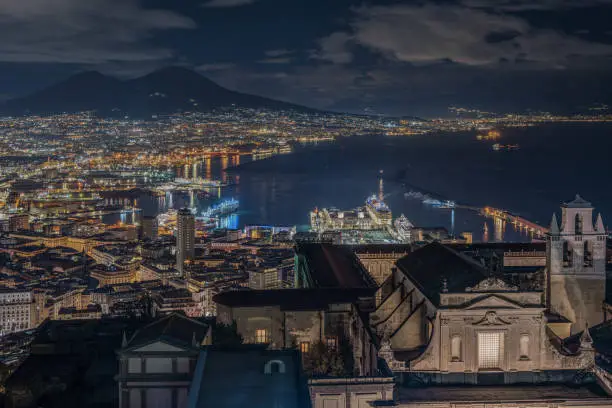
[395,242,492,305]
[189,346,310,408]
[563,194,592,208]
[127,313,210,349]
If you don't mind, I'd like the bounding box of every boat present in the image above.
[200,198,239,218]
[365,194,392,226]
[477,129,500,141]
[365,172,393,226]
[404,191,425,200]
[196,218,217,230]
[197,191,212,199]
[492,143,520,151]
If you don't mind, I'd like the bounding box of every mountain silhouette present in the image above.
[1,67,314,117]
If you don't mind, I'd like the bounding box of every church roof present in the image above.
[351,243,412,255]
[126,313,210,349]
[213,288,375,310]
[564,320,612,357]
[295,243,377,288]
[562,194,592,208]
[395,242,494,306]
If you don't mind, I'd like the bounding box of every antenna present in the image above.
[378,170,384,202]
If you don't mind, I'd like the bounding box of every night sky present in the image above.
[1,0,612,116]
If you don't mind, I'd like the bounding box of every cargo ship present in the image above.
[492,143,520,151]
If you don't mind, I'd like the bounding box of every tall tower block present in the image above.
[176,208,195,277]
[546,195,607,335]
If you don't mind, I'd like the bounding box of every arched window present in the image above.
[451,335,462,362]
[584,241,593,267]
[519,334,530,360]
[264,360,286,374]
[563,241,573,267]
[575,214,583,235]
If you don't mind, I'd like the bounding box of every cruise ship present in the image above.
[310,172,393,232]
[365,171,392,226]
[365,194,392,226]
[200,198,239,218]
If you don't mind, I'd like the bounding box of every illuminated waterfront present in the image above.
[228,123,612,241]
[92,123,612,242]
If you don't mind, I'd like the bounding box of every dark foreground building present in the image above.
[186,346,310,408]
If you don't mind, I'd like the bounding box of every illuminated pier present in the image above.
[481,206,548,237]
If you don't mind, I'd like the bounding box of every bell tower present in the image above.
[546,195,607,335]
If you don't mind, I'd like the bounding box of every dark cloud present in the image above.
[264,49,293,57]
[315,3,612,67]
[196,62,237,72]
[462,0,612,11]
[485,30,522,44]
[202,0,256,8]
[2,0,612,115]
[0,0,195,64]
[257,57,293,64]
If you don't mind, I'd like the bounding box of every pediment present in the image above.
[472,311,512,326]
[131,341,187,353]
[465,295,522,310]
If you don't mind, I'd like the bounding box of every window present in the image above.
[575,213,583,234]
[145,389,172,408]
[300,342,310,354]
[144,357,173,373]
[584,241,593,267]
[127,358,141,373]
[450,335,462,362]
[129,389,142,408]
[177,388,188,408]
[519,334,530,360]
[176,357,190,374]
[478,332,504,370]
[326,336,338,350]
[255,329,269,344]
[264,359,286,374]
[563,241,573,267]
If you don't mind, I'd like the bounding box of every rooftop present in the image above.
[189,346,310,408]
[398,383,608,403]
[214,288,375,310]
[127,312,210,349]
[295,243,377,289]
[396,242,496,305]
[563,194,592,208]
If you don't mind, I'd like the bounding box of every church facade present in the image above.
[370,197,612,405]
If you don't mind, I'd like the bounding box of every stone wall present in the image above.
[309,377,395,408]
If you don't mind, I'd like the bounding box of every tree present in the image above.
[212,320,243,346]
[302,341,348,377]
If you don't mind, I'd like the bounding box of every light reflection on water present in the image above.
[102,149,539,242]
[103,124,612,242]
